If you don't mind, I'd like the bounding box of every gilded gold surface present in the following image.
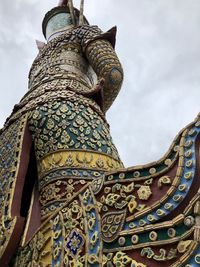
[38,150,123,175]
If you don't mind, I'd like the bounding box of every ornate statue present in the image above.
[0,1,200,266]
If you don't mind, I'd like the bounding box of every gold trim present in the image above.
[170,241,198,267]
[38,150,123,176]
[103,227,194,253]
[120,214,184,236]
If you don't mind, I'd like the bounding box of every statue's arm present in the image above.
[82,26,124,111]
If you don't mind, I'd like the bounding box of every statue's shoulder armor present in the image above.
[29,24,115,79]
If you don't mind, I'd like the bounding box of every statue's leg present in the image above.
[11,183,103,267]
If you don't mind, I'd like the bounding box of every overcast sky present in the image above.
[0,0,200,167]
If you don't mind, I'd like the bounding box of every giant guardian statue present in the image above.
[0,1,200,266]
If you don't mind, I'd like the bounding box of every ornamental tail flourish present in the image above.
[0,2,200,267]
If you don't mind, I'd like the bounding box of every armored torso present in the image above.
[28,26,100,96]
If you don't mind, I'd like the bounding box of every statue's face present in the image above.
[46,12,73,40]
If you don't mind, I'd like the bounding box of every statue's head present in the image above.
[42,0,89,41]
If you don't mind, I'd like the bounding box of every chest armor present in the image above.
[29,36,98,96]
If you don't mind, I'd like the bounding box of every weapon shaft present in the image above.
[68,0,76,25]
[79,0,84,25]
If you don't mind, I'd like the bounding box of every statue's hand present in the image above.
[88,78,105,111]
[94,78,105,92]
